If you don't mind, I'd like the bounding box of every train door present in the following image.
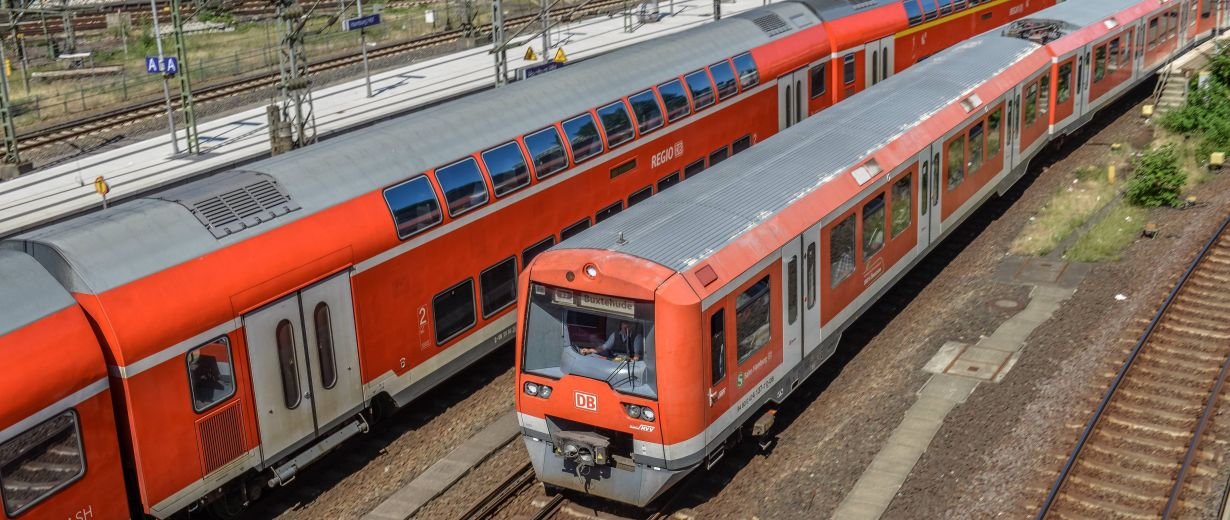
[781,240,803,369]
[1075,45,1091,120]
[801,224,822,357]
[778,68,807,130]
[244,271,364,463]
[865,36,894,86]
[703,304,731,462]
[918,144,941,244]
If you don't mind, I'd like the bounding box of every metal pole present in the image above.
[713,0,720,20]
[0,39,21,164]
[18,36,28,95]
[539,0,548,56]
[148,0,179,154]
[358,0,371,97]
[492,0,505,86]
[171,0,199,154]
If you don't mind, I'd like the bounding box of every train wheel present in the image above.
[204,480,251,519]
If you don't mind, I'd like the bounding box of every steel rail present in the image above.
[461,461,535,520]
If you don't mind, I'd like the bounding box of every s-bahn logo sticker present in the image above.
[574,391,598,412]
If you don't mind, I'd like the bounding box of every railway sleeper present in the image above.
[1108,399,1200,427]
[1114,389,1203,416]
[1068,469,1174,503]
[1130,354,1221,382]
[1102,414,1199,440]
[1052,480,1167,519]
[1075,455,1175,487]
[1150,322,1230,342]
[1084,442,1183,472]
[1092,421,1192,454]
[1145,338,1230,361]
[1159,313,1230,335]
[1119,374,1214,402]
[1185,276,1230,297]
[1168,300,1230,321]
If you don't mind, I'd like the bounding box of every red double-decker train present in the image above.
[0,0,1059,517]
[514,0,1226,507]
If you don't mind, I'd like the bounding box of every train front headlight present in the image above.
[539,385,553,398]
[524,382,540,396]
[641,407,655,422]
[624,404,641,419]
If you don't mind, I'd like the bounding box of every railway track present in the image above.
[1037,214,1230,519]
[16,0,624,151]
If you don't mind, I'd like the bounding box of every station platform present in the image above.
[0,0,761,237]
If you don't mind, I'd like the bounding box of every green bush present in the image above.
[1126,145,1186,208]
[1160,43,1230,160]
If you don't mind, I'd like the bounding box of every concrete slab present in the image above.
[946,358,1000,381]
[957,346,1013,366]
[922,341,966,374]
[831,499,889,520]
[916,374,979,404]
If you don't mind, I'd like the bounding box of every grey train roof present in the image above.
[1035,0,1146,28]
[7,2,826,294]
[0,249,76,337]
[794,0,895,20]
[557,34,1040,272]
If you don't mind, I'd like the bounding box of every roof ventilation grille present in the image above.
[1002,18,1080,45]
[752,13,790,36]
[155,170,301,239]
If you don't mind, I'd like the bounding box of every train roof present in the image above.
[8,2,829,294]
[0,249,76,337]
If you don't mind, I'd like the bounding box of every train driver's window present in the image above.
[710,310,727,384]
[433,279,477,345]
[891,175,912,238]
[709,60,739,101]
[435,158,490,217]
[0,411,86,516]
[732,52,760,90]
[187,337,236,412]
[862,194,886,260]
[685,70,716,111]
[597,101,635,149]
[628,89,665,135]
[384,176,443,239]
[562,113,605,163]
[524,126,568,179]
[830,215,856,287]
[735,276,772,363]
[805,242,817,309]
[656,80,692,122]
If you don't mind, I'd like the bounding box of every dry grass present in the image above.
[1011,170,1120,256]
[1066,204,1146,262]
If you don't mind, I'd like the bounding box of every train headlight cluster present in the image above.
[624,403,655,422]
[523,381,553,398]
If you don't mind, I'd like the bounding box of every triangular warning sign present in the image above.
[524,47,537,61]
[553,48,567,63]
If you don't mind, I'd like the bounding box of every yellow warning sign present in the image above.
[524,47,538,61]
[553,48,567,63]
[94,176,110,196]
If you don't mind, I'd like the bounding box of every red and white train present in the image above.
[514,0,1227,507]
[0,0,1057,517]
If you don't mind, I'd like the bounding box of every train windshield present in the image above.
[523,283,657,399]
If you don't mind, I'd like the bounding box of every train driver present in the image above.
[579,320,644,361]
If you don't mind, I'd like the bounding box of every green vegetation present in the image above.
[1066,204,1146,262]
[1158,42,1230,163]
[1010,174,1119,256]
[1125,145,1186,208]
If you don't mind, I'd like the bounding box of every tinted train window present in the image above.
[597,101,635,149]
[628,186,652,207]
[732,135,752,155]
[0,411,85,516]
[904,0,924,24]
[787,256,798,325]
[947,137,965,190]
[187,337,236,412]
[525,127,568,178]
[481,142,531,197]
[830,215,855,287]
[891,175,912,238]
[735,276,771,362]
[732,53,759,90]
[684,159,705,178]
[628,89,664,135]
[709,60,739,100]
[843,55,856,85]
[561,218,591,240]
[710,310,726,384]
[805,242,817,309]
[968,122,985,173]
[809,63,826,98]
[863,194,886,260]
[920,0,938,18]
[657,171,680,192]
[1038,75,1050,117]
[1094,45,1107,82]
[685,70,716,110]
[987,109,1003,157]
[1023,82,1038,125]
[596,201,623,222]
[312,303,338,389]
[480,257,518,317]
[433,279,476,344]
[275,320,302,409]
[657,80,692,122]
[384,176,443,239]
[435,158,490,217]
[523,237,555,266]
[937,0,953,15]
[562,113,604,163]
[709,146,729,167]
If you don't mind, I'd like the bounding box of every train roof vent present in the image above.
[1002,18,1080,45]
[752,13,790,36]
[154,170,301,239]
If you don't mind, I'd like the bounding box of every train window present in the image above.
[787,256,799,325]
[830,215,855,287]
[710,310,726,384]
[684,159,705,178]
[805,242,817,309]
[733,135,753,155]
[809,63,827,98]
[732,52,759,90]
[433,279,476,344]
[709,60,739,100]
[968,121,985,174]
[657,80,692,122]
[522,236,556,267]
[735,276,771,363]
[481,141,531,197]
[561,218,591,240]
[1038,75,1050,117]
[862,194,886,260]
[1108,38,1121,73]
[628,89,665,135]
[525,126,568,179]
[904,0,924,25]
[596,201,623,223]
[709,146,729,167]
[1203,0,1213,17]
[1057,63,1072,104]
[920,161,929,217]
[0,411,85,516]
[384,176,443,240]
[435,158,490,217]
[275,320,302,409]
[1094,45,1107,82]
[597,101,635,149]
[987,108,1002,157]
[842,55,856,85]
[628,186,653,207]
[937,0,953,15]
[1148,18,1159,48]
[313,303,338,389]
[562,113,604,163]
[657,171,681,191]
[947,137,965,190]
[891,175,912,238]
[1023,81,1038,126]
[187,337,236,412]
[480,257,518,318]
[685,70,716,111]
[919,0,938,18]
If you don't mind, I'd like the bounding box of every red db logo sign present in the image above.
[574,392,598,412]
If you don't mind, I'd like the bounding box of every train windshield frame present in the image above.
[523,283,657,399]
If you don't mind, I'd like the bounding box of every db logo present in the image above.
[574,391,598,412]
